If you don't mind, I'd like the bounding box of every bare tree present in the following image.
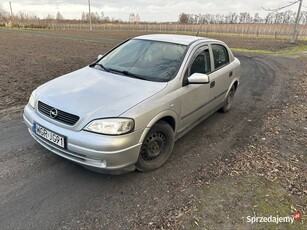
[283,11,292,23]
[0,4,9,19]
[100,11,104,20]
[253,13,262,23]
[229,13,238,24]
[81,11,104,23]
[179,13,189,24]
[81,12,86,21]
[301,11,307,24]
[56,11,63,20]
[45,14,54,20]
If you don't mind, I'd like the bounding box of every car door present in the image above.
[179,46,214,133]
[208,44,234,108]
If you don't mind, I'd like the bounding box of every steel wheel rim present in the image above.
[141,132,167,162]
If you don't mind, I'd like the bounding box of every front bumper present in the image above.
[23,104,143,172]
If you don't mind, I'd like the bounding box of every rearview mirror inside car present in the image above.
[97,54,103,60]
[188,73,210,84]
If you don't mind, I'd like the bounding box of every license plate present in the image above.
[34,123,65,148]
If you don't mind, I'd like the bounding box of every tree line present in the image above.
[0,5,123,24]
[179,11,307,24]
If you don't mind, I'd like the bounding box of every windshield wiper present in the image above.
[123,71,148,80]
[89,63,110,72]
[108,68,148,80]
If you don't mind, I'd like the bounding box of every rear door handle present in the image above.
[210,81,215,88]
[229,71,233,77]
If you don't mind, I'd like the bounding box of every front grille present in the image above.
[38,101,79,126]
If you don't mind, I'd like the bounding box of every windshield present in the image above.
[97,39,187,82]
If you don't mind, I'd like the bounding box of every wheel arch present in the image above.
[138,110,178,143]
[224,78,239,99]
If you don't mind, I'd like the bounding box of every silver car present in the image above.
[23,34,240,173]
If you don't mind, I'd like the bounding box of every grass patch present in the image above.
[232,45,307,56]
[197,31,307,41]
[277,45,307,55]
[231,48,274,54]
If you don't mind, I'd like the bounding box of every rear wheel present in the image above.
[136,121,174,172]
[221,86,236,113]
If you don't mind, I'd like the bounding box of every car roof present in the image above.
[134,34,217,46]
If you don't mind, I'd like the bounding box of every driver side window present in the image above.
[190,49,211,76]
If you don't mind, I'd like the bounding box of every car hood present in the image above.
[37,66,167,122]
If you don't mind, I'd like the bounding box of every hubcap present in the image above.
[141,132,166,161]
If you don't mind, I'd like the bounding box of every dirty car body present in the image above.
[23,34,241,173]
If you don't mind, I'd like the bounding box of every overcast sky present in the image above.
[0,0,303,21]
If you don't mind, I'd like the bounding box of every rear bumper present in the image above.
[23,104,143,172]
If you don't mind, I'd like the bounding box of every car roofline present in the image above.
[134,34,218,46]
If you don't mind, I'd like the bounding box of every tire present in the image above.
[221,86,236,113]
[136,121,175,172]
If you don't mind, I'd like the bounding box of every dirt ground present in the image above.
[0,28,306,229]
[0,29,112,111]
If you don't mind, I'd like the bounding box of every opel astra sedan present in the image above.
[23,34,240,173]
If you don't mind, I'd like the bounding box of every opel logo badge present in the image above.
[50,108,58,119]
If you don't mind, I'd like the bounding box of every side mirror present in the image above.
[188,73,210,84]
[97,54,103,60]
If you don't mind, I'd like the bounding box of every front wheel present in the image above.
[136,121,175,172]
[221,86,236,113]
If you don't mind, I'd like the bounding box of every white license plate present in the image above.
[34,123,65,148]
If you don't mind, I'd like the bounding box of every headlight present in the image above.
[28,90,37,109]
[84,118,134,135]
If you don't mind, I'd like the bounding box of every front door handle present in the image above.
[229,71,233,77]
[210,81,215,88]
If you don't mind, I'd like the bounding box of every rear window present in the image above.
[212,44,229,69]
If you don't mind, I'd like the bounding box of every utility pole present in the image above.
[291,0,303,43]
[9,1,13,18]
[88,0,92,31]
